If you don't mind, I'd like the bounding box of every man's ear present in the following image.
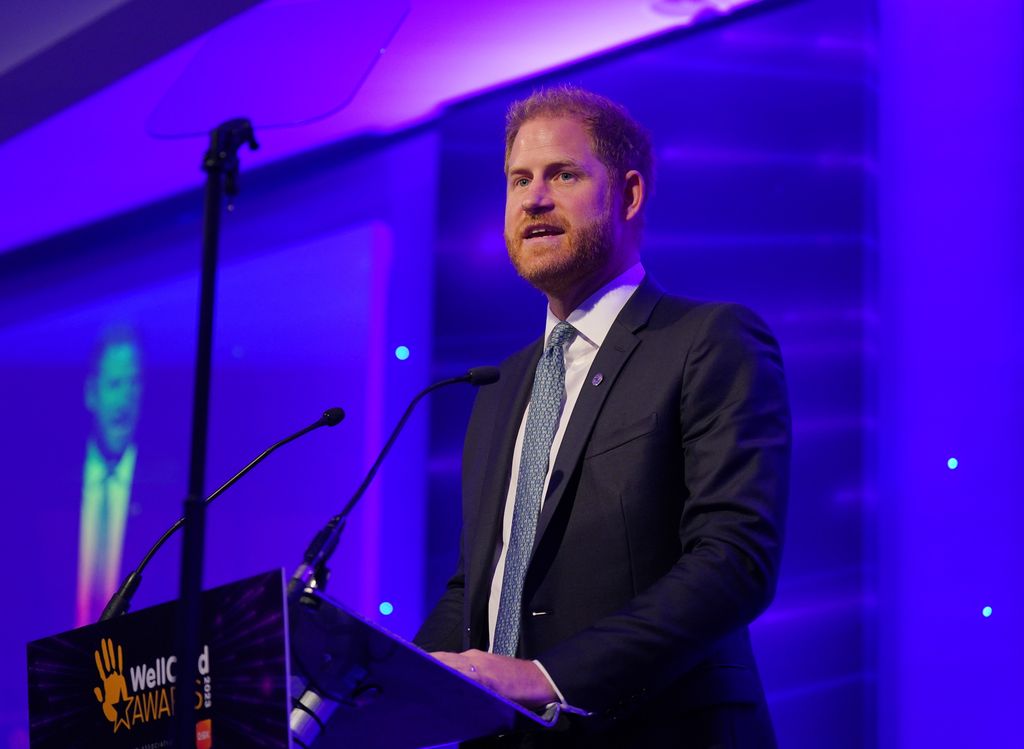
[622,169,645,222]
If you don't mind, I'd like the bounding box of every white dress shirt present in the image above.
[77,440,136,626]
[486,263,645,701]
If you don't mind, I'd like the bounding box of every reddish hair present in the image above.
[504,85,654,197]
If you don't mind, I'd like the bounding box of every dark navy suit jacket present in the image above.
[416,279,790,747]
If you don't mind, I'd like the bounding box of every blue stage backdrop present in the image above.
[876,1,1024,747]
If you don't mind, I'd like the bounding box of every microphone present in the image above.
[287,366,499,601]
[320,407,345,426]
[466,366,499,386]
[99,407,345,622]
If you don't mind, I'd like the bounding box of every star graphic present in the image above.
[112,695,133,733]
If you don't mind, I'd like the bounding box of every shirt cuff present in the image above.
[532,660,589,716]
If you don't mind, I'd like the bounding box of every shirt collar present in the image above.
[86,439,137,482]
[544,263,645,350]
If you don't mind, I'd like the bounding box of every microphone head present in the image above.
[466,366,500,386]
[321,407,345,426]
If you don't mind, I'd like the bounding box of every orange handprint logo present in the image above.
[93,638,131,732]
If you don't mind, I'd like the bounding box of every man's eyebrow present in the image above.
[546,159,584,172]
[507,159,586,177]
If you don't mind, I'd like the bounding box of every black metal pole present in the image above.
[175,118,256,748]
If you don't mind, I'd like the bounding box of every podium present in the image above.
[26,571,560,748]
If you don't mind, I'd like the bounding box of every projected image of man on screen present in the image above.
[77,326,142,626]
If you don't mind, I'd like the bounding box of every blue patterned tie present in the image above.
[493,321,577,656]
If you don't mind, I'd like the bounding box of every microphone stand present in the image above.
[176,118,258,749]
[287,368,499,602]
[286,367,498,747]
[98,407,343,623]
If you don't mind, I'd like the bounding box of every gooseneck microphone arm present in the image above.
[98,407,345,622]
[288,367,499,600]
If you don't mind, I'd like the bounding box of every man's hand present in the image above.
[432,650,557,709]
[93,638,129,724]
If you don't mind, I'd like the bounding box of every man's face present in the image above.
[504,116,622,296]
[86,342,141,458]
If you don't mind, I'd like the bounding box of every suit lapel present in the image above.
[531,279,663,555]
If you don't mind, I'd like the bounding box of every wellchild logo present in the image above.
[93,638,131,733]
[92,638,212,733]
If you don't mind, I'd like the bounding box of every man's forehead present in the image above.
[98,343,140,374]
[508,116,598,165]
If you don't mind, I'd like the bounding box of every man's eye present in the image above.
[514,177,530,188]
[556,172,575,182]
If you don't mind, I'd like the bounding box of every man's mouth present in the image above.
[522,224,566,240]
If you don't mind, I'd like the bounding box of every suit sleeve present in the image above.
[413,551,466,652]
[537,303,790,712]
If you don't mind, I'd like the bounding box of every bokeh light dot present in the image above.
[947,457,958,470]
[379,601,394,616]
[982,606,992,618]
[394,345,410,361]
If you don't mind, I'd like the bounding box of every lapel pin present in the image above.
[591,373,604,386]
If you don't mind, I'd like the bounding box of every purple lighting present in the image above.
[0,0,748,255]
[146,0,409,137]
[878,0,1024,745]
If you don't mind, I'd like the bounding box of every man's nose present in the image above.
[521,182,554,215]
